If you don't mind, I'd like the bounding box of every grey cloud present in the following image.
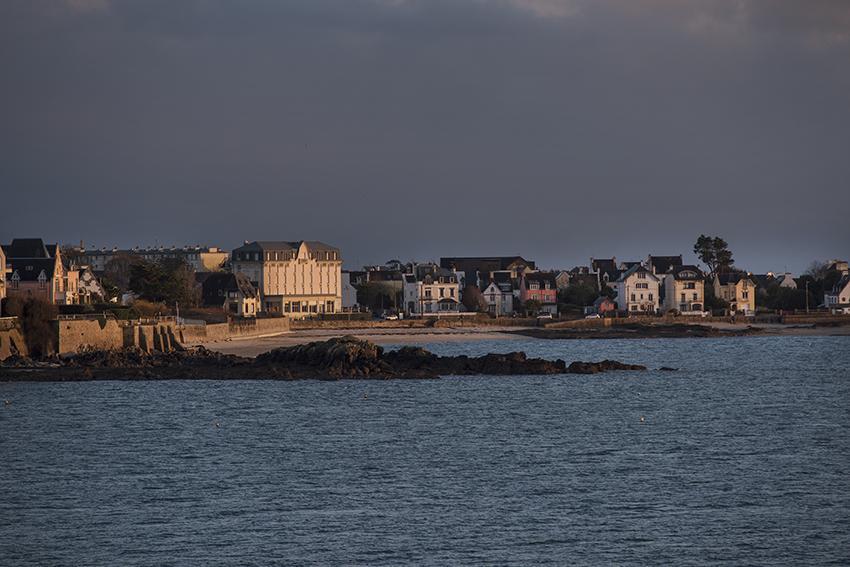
[1,0,848,272]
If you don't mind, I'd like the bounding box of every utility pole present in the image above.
[805,280,809,314]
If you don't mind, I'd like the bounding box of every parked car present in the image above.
[536,313,553,320]
[584,313,601,319]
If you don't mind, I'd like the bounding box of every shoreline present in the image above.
[193,322,850,357]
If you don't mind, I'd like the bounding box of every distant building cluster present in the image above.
[2,237,849,320]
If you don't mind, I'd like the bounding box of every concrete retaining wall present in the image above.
[180,317,291,344]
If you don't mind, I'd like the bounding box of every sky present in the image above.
[1,0,849,273]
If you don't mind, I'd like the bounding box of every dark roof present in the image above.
[524,272,557,286]
[751,273,776,288]
[233,241,340,253]
[670,265,704,280]
[410,264,457,283]
[832,275,850,294]
[593,296,615,307]
[716,272,753,286]
[201,272,257,305]
[591,257,622,282]
[483,271,514,293]
[647,255,683,274]
[616,264,658,282]
[367,270,403,282]
[3,238,51,259]
[9,258,56,281]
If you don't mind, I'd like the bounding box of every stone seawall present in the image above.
[290,316,541,330]
[53,319,180,356]
[180,317,291,344]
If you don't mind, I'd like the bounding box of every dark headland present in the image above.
[0,336,647,382]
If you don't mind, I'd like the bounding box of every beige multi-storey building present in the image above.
[714,272,756,314]
[662,265,705,314]
[231,241,342,317]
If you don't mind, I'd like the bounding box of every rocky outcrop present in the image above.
[566,360,647,374]
[0,336,645,381]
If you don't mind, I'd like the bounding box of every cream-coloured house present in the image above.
[615,264,661,315]
[231,241,342,317]
[662,265,705,314]
[403,264,461,316]
[714,272,756,314]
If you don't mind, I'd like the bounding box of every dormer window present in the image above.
[11,271,20,289]
[38,270,47,289]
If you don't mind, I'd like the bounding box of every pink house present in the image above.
[519,272,558,314]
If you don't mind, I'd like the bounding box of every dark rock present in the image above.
[0,337,644,381]
[568,360,647,374]
[659,366,678,372]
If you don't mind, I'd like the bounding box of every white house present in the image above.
[481,271,514,316]
[341,271,359,310]
[615,264,661,315]
[403,264,461,316]
[824,275,850,310]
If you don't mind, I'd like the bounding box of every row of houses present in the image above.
[2,237,849,318]
[0,239,106,308]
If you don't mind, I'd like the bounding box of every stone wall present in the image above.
[54,318,180,355]
[56,318,126,353]
[180,317,291,344]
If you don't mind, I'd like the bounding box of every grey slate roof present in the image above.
[647,255,683,274]
[669,265,704,280]
[3,238,51,259]
[9,258,56,281]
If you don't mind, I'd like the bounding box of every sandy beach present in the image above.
[193,322,850,357]
[196,326,525,357]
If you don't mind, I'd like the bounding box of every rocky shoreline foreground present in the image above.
[0,336,647,381]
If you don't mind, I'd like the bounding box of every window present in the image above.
[439,288,445,298]
[450,288,455,298]
[630,305,638,311]
[11,272,19,289]
[649,293,654,301]
[425,288,432,299]
[742,291,749,299]
[693,293,698,300]
[681,293,686,302]
[631,293,636,301]
[637,272,646,279]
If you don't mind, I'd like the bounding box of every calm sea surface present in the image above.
[1,336,849,566]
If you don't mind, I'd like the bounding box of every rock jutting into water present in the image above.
[0,336,647,381]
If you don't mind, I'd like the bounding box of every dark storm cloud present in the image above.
[1,0,848,272]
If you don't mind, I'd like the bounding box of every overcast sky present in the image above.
[1,0,848,273]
